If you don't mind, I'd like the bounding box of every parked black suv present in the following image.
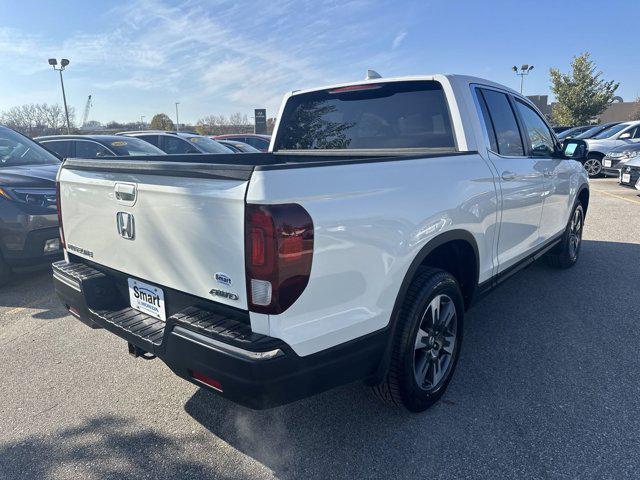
[0,125,62,284]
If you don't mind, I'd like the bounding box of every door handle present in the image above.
[114,182,137,202]
[501,171,516,181]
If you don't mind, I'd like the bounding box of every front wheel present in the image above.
[546,202,585,269]
[583,156,603,178]
[372,268,464,412]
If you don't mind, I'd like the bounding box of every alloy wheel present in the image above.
[584,158,602,177]
[414,294,457,392]
[568,207,583,261]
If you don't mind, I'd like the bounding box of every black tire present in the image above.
[373,267,464,412]
[583,155,603,178]
[546,202,585,269]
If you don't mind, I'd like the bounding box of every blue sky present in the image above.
[1,0,638,124]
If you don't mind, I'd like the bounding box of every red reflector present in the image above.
[190,370,223,392]
[328,84,383,94]
[67,306,80,318]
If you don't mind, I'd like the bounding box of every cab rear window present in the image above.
[273,81,456,152]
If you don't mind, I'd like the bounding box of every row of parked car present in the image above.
[35,131,271,158]
[554,121,640,185]
[0,125,271,285]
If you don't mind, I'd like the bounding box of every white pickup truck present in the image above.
[53,74,589,412]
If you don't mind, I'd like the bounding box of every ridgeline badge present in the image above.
[209,288,239,301]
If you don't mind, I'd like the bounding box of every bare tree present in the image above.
[228,112,249,126]
[266,117,277,134]
[0,103,75,136]
[196,112,253,136]
[37,103,68,131]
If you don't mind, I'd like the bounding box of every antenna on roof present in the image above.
[365,69,382,80]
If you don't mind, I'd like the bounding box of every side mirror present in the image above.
[619,132,632,140]
[562,139,588,160]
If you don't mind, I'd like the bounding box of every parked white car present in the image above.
[52,74,589,412]
[583,120,640,177]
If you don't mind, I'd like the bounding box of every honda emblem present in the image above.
[116,212,135,240]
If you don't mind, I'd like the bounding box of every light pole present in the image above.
[48,58,71,134]
[512,64,534,95]
[140,116,145,130]
[175,102,180,132]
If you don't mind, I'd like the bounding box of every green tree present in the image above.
[550,52,619,126]
[149,113,175,130]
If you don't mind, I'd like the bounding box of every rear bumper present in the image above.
[601,158,623,177]
[619,169,640,188]
[53,259,387,409]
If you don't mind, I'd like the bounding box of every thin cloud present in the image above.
[0,0,419,121]
[392,31,407,49]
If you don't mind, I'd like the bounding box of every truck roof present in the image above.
[287,74,521,98]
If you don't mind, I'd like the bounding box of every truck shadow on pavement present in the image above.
[0,240,638,479]
[0,415,242,480]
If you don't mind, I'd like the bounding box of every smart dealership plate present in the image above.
[128,278,166,321]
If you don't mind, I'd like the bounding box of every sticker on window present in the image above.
[111,141,127,147]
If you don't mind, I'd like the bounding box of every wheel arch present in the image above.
[577,185,590,215]
[586,150,605,160]
[369,229,480,385]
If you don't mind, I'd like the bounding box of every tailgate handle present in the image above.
[114,183,136,202]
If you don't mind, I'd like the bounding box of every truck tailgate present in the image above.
[58,160,252,310]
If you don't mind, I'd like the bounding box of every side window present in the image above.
[42,140,72,158]
[75,141,114,158]
[244,137,269,150]
[163,136,198,154]
[137,135,160,147]
[514,99,555,157]
[475,90,498,152]
[480,89,525,156]
[631,127,640,139]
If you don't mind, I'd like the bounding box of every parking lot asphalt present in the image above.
[1,178,639,480]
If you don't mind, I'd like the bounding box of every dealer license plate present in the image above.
[128,278,166,321]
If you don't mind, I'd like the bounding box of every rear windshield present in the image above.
[185,136,233,153]
[273,81,456,152]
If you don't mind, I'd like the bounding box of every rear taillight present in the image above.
[55,180,65,249]
[245,204,314,314]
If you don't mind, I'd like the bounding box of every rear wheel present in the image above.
[546,202,584,269]
[583,156,603,178]
[373,268,464,412]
